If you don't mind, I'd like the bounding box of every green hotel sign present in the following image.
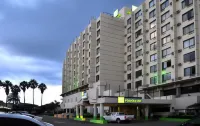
[118,97,142,103]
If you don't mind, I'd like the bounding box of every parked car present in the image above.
[178,116,200,126]
[103,112,134,123]
[0,113,54,126]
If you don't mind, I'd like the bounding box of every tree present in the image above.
[38,83,47,106]
[10,85,21,109]
[19,81,29,104]
[29,79,38,105]
[2,80,13,107]
[7,93,21,105]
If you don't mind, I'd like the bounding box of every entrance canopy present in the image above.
[97,96,172,105]
[187,102,200,109]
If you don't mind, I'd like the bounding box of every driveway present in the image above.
[43,116,181,126]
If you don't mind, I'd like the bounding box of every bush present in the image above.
[167,115,196,119]
[83,113,93,118]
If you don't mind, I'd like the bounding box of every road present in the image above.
[43,116,182,126]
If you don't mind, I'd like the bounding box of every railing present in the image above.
[154,95,173,100]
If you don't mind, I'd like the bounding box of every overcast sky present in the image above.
[0,0,142,105]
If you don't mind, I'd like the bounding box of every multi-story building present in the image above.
[61,0,200,122]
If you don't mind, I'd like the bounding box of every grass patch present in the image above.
[74,118,86,121]
[90,119,108,124]
[160,117,190,122]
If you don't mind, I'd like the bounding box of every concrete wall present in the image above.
[175,96,200,110]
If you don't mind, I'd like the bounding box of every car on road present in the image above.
[0,113,54,126]
[9,111,43,121]
[103,112,134,123]
[22,113,43,121]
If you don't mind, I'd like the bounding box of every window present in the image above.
[127,73,131,80]
[161,0,169,12]
[135,10,142,20]
[127,83,131,89]
[136,60,142,67]
[183,23,194,35]
[75,44,76,48]
[136,70,142,78]
[82,72,84,78]
[149,0,155,8]
[136,49,142,57]
[127,55,131,61]
[135,20,142,29]
[150,53,157,61]
[149,9,156,19]
[97,21,100,28]
[162,47,171,58]
[162,60,171,70]
[127,18,131,25]
[150,77,157,84]
[89,52,90,57]
[136,29,142,38]
[96,75,99,82]
[96,66,99,73]
[184,51,195,62]
[96,47,100,55]
[97,38,100,46]
[184,66,195,76]
[162,35,171,46]
[127,45,131,52]
[89,44,90,49]
[89,60,90,65]
[161,23,170,33]
[127,36,131,43]
[83,34,85,40]
[83,42,85,47]
[161,11,170,22]
[96,57,99,64]
[150,20,156,29]
[83,50,85,55]
[182,9,194,22]
[150,42,157,51]
[183,37,195,48]
[150,31,157,39]
[0,118,40,126]
[135,39,142,48]
[82,65,84,70]
[127,27,131,34]
[89,35,91,40]
[162,73,171,82]
[97,29,100,37]
[150,65,157,73]
[88,69,90,74]
[127,64,131,71]
[182,0,193,9]
[135,80,142,88]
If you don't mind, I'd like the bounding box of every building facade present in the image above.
[61,0,200,120]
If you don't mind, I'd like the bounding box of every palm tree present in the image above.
[38,83,47,106]
[2,80,13,107]
[19,81,29,104]
[29,79,38,105]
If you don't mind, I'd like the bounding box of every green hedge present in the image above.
[160,117,190,122]
[168,115,196,119]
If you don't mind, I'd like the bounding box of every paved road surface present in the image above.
[43,116,181,126]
